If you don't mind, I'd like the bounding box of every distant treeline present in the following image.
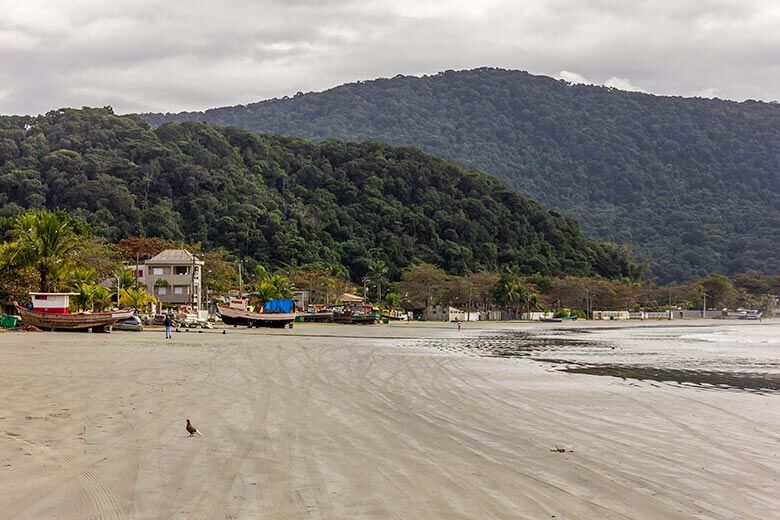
[1,211,775,318]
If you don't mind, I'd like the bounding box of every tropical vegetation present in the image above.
[145,68,780,282]
[0,107,641,285]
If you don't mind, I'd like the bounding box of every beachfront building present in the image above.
[591,310,630,320]
[424,305,466,322]
[292,289,311,311]
[142,249,204,310]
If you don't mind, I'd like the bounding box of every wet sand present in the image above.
[0,321,778,519]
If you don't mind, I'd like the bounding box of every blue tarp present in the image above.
[264,299,295,313]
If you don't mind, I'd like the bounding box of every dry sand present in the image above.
[0,322,778,519]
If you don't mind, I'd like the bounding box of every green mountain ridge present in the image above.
[144,67,780,283]
[0,107,639,282]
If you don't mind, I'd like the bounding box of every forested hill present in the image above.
[145,68,780,283]
[0,108,640,282]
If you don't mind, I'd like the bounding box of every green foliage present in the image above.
[112,269,136,292]
[492,269,542,313]
[92,286,113,311]
[286,264,351,305]
[546,277,639,311]
[119,287,155,311]
[197,248,238,294]
[251,281,281,306]
[268,274,293,299]
[70,284,112,312]
[396,263,450,307]
[696,273,737,309]
[0,209,86,291]
[66,267,97,289]
[72,283,97,312]
[0,108,639,283]
[384,292,401,311]
[146,68,780,282]
[366,259,389,302]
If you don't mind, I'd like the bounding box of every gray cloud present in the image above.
[0,0,778,115]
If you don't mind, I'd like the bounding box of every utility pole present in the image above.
[237,261,243,297]
[191,254,196,311]
[585,288,590,320]
[702,291,707,319]
[669,290,672,320]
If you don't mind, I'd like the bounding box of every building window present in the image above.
[157,287,167,296]
[174,286,185,295]
[152,267,164,276]
[174,266,188,275]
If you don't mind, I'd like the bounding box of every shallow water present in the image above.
[413,322,780,393]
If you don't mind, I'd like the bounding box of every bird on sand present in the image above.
[186,419,203,436]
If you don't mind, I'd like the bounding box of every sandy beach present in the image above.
[0,321,778,519]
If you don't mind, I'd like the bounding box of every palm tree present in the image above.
[385,292,401,313]
[505,281,529,314]
[367,259,389,303]
[72,283,97,312]
[92,286,113,311]
[66,267,97,290]
[251,281,280,306]
[111,269,136,294]
[0,210,83,292]
[252,264,271,288]
[119,287,155,311]
[269,274,293,298]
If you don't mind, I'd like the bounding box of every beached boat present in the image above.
[216,305,295,328]
[298,311,334,323]
[17,306,133,332]
[539,317,564,323]
[332,310,379,325]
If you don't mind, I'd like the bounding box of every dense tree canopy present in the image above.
[0,107,640,284]
[145,68,780,282]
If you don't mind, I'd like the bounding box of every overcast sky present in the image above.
[1,0,778,115]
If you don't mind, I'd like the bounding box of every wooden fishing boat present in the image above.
[332,310,379,325]
[217,305,295,329]
[298,311,334,323]
[539,317,564,323]
[17,306,133,332]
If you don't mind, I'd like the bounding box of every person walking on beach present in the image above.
[164,314,172,339]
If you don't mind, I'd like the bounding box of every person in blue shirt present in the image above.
[164,314,172,339]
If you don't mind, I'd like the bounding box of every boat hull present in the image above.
[332,312,379,325]
[298,312,334,323]
[18,307,132,332]
[217,306,295,329]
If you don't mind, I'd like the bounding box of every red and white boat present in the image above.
[18,293,133,332]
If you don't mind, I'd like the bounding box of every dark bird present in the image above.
[186,419,203,436]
